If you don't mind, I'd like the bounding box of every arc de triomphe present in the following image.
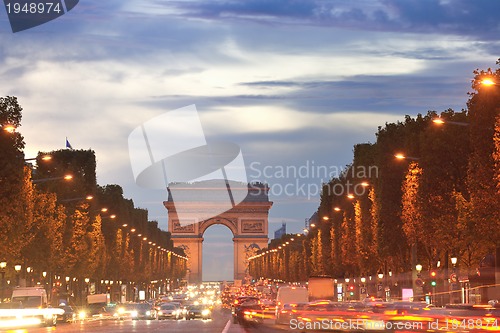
[164,182,272,283]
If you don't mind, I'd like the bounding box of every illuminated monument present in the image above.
[164,182,272,283]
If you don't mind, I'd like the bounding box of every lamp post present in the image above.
[32,174,73,184]
[450,257,458,304]
[432,118,469,127]
[26,267,32,287]
[14,264,21,287]
[415,264,423,301]
[84,278,90,297]
[1,124,16,133]
[377,271,384,299]
[0,262,6,302]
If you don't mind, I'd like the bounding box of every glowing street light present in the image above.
[394,153,419,161]
[59,194,93,203]
[482,78,497,86]
[451,257,458,266]
[2,124,15,133]
[333,207,341,212]
[32,174,73,184]
[432,118,468,127]
[24,154,53,162]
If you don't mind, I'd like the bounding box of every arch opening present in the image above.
[202,224,234,282]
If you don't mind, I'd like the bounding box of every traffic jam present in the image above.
[223,278,500,332]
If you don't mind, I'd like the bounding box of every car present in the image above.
[169,301,187,318]
[277,302,308,324]
[157,303,181,320]
[232,297,263,325]
[232,295,260,323]
[131,303,157,320]
[57,305,76,323]
[114,303,137,320]
[185,304,211,320]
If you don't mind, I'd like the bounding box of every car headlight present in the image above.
[78,311,86,320]
[202,309,210,316]
[146,311,151,316]
[131,311,138,317]
[117,307,125,314]
[158,311,163,315]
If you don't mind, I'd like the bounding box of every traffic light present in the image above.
[348,285,354,296]
[430,270,437,287]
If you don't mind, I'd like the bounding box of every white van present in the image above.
[275,286,308,324]
[11,287,48,308]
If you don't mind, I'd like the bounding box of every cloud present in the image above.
[157,0,500,40]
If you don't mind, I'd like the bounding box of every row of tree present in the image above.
[250,60,500,284]
[0,97,187,287]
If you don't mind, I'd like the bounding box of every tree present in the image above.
[65,204,92,277]
[22,187,66,274]
[0,96,26,263]
[467,63,500,252]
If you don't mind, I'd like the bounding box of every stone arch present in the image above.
[164,183,272,283]
[199,217,237,237]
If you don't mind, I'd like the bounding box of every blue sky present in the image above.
[1,0,499,281]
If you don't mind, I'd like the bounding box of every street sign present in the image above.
[415,278,424,287]
[360,287,367,294]
[450,273,457,282]
[377,284,383,291]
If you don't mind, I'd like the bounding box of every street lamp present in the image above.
[84,278,90,296]
[2,124,16,133]
[14,264,21,286]
[0,262,6,302]
[26,267,32,287]
[481,78,497,86]
[451,257,458,266]
[416,264,422,275]
[432,118,469,127]
[59,195,94,203]
[32,174,73,184]
[395,153,420,161]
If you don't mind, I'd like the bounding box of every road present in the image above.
[0,308,289,333]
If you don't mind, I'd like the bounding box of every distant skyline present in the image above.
[1,0,499,281]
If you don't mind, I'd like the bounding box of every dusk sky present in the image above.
[1,0,499,281]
